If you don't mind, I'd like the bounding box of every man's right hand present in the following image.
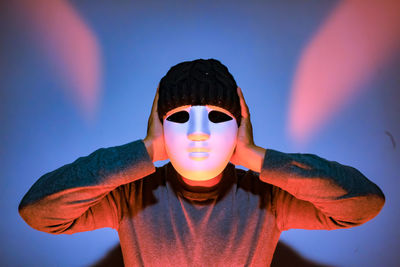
[143,85,168,162]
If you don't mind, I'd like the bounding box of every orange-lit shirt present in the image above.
[19,140,385,266]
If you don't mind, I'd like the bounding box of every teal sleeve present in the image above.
[19,140,155,234]
[259,149,385,231]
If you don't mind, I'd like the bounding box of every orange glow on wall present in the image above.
[14,0,102,121]
[288,1,400,145]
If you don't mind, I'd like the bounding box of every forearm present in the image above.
[259,149,385,225]
[19,139,155,232]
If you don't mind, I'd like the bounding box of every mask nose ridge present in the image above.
[187,106,210,141]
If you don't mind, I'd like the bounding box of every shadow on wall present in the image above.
[90,241,334,267]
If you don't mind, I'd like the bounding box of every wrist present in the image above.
[243,145,266,173]
[143,138,154,162]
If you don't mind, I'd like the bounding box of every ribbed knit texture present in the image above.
[158,59,241,126]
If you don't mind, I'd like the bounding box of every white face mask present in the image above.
[163,105,238,181]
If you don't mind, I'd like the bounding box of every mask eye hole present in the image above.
[166,111,189,123]
[208,111,233,123]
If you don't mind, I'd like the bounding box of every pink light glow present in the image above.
[288,1,400,145]
[14,0,101,121]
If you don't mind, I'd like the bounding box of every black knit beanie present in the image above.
[158,58,241,126]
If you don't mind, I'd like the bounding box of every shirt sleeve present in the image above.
[18,140,155,234]
[259,149,385,231]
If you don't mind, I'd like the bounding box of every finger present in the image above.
[237,87,250,118]
[150,84,160,115]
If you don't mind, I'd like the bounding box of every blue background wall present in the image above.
[1,1,399,266]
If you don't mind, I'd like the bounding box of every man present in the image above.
[19,59,385,266]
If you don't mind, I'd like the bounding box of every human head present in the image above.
[158,59,241,181]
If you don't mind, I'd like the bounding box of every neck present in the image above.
[180,172,223,188]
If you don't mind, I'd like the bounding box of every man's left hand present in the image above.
[230,87,266,173]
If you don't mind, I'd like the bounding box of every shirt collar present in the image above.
[166,162,235,202]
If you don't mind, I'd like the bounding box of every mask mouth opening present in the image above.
[188,152,210,161]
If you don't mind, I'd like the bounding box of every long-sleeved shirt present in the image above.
[19,140,385,266]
